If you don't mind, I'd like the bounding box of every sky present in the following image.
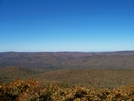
[0,0,134,52]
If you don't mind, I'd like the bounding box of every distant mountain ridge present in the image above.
[0,51,134,68]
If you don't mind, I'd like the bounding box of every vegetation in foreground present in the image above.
[1,79,134,101]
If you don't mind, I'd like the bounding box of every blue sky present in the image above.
[0,0,134,52]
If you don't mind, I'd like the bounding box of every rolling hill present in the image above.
[0,51,134,69]
[0,66,38,83]
[1,51,134,88]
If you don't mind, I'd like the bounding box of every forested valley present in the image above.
[1,51,134,101]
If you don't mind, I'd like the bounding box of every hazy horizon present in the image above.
[0,0,134,52]
[1,50,134,53]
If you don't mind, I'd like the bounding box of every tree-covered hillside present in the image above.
[1,51,134,69]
